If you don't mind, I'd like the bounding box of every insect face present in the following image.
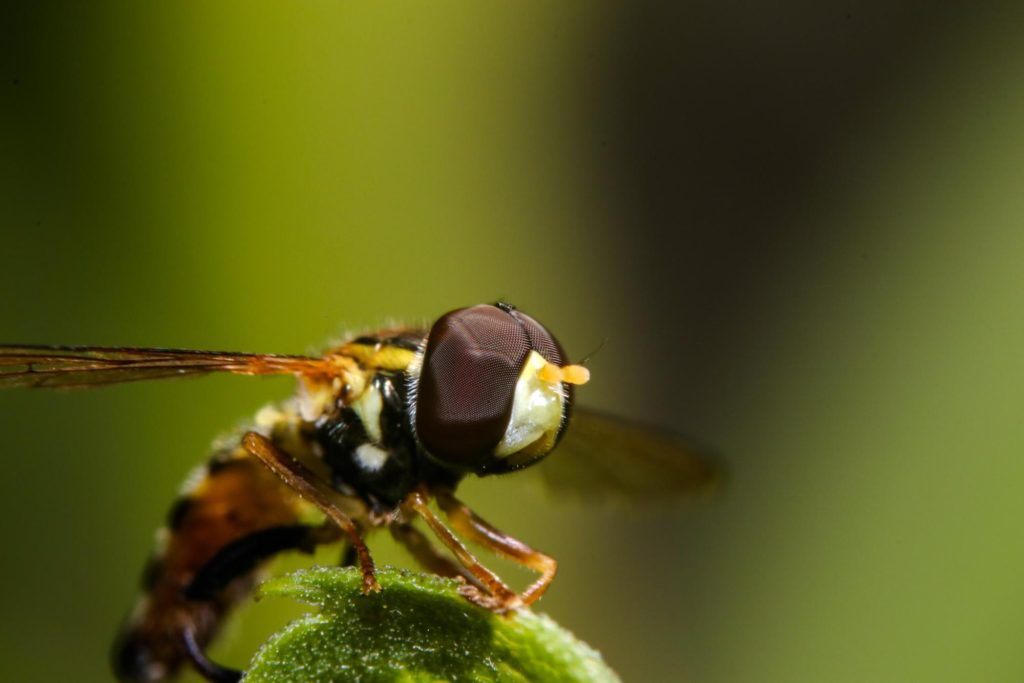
[412,303,589,475]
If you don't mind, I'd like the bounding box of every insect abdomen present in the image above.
[112,444,305,682]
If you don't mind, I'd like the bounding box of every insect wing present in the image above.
[538,407,723,502]
[0,345,329,389]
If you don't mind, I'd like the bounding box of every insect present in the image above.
[0,302,719,683]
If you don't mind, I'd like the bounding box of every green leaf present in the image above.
[244,566,621,683]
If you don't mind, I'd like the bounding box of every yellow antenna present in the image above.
[538,362,591,386]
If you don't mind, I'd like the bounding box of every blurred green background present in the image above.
[3,2,1024,681]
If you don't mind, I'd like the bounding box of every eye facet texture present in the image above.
[415,304,565,468]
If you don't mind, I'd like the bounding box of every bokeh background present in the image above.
[3,2,1024,681]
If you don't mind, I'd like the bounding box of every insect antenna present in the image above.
[575,337,607,366]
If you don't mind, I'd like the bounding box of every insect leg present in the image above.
[403,490,520,611]
[181,626,243,683]
[242,431,381,593]
[185,523,341,602]
[175,523,342,683]
[389,522,484,588]
[435,491,558,607]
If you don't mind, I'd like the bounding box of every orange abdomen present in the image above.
[112,445,305,682]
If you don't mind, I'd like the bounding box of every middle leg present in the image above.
[390,522,484,589]
[403,489,522,611]
[435,490,557,607]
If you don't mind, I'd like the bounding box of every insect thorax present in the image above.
[314,339,459,510]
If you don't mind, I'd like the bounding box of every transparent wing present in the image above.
[537,407,724,502]
[0,345,331,389]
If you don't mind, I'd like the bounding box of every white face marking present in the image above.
[355,443,390,472]
[494,350,565,458]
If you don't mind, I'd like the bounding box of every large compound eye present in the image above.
[415,305,532,468]
[507,308,566,369]
[414,303,572,473]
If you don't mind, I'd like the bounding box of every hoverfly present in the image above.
[0,302,718,683]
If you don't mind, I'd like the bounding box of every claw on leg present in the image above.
[181,624,241,683]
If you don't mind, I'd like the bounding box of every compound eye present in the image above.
[507,308,566,369]
[415,305,532,468]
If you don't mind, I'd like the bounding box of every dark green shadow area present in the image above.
[246,567,619,683]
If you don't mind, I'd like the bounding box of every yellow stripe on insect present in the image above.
[342,343,417,372]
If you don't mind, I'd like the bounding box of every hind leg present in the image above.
[178,523,342,682]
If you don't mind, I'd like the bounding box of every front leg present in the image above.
[403,489,557,611]
[435,491,557,607]
[242,432,380,594]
